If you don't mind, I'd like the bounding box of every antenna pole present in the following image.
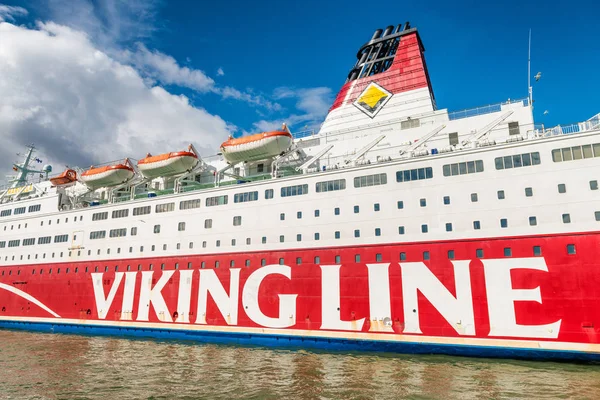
[528,29,532,108]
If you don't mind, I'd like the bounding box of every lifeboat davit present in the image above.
[137,150,199,179]
[80,162,135,189]
[49,169,77,187]
[221,130,293,164]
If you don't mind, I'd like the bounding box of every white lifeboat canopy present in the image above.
[220,130,293,164]
[137,149,199,179]
[80,161,135,189]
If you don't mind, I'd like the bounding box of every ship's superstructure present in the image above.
[1,23,600,362]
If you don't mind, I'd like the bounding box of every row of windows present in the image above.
[112,209,129,219]
[109,228,127,238]
[396,167,433,183]
[156,202,175,213]
[354,173,387,188]
[0,204,41,218]
[316,179,346,193]
[442,160,484,177]
[180,199,201,210]
[494,152,540,170]
[0,244,579,275]
[552,143,600,163]
[234,191,258,203]
[206,195,228,207]
[281,184,308,197]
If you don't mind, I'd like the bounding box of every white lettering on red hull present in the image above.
[89,258,561,339]
[196,268,240,325]
[482,258,562,338]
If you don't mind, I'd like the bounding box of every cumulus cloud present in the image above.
[217,67,224,76]
[0,4,27,22]
[0,20,231,181]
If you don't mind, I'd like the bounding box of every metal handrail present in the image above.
[448,98,529,121]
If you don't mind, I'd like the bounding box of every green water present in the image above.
[0,330,599,399]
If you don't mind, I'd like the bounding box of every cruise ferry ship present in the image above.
[1,22,599,362]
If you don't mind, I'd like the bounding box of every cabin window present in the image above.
[355,254,361,263]
[112,209,129,218]
[400,252,407,261]
[233,216,242,226]
[153,225,161,234]
[155,203,175,213]
[297,211,302,219]
[246,238,251,245]
[533,246,542,256]
[265,189,274,199]
[314,233,320,240]
[529,216,537,226]
[476,249,484,258]
[262,237,267,244]
[396,168,432,182]
[397,201,404,209]
[420,198,426,207]
[280,213,285,221]
[500,219,508,228]
[296,234,302,242]
[448,250,455,259]
[445,223,453,232]
[375,228,381,236]
[179,199,201,210]
[354,229,360,238]
[54,234,69,243]
[279,258,284,265]
[316,179,346,192]
[279,235,284,243]
[334,207,340,215]
[421,224,428,233]
[508,121,520,135]
[354,205,359,214]
[335,231,341,239]
[558,184,566,193]
[374,203,380,211]
[590,180,598,190]
[204,219,213,229]
[423,251,430,260]
[448,132,459,146]
[133,206,151,216]
[471,193,478,202]
[92,212,108,221]
[280,184,308,197]
[567,244,576,255]
[497,190,505,199]
[206,195,228,206]
[443,196,450,205]
[473,221,481,230]
[398,226,405,235]
[504,248,512,257]
[131,227,137,236]
[525,187,533,197]
[28,204,41,212]
[234,191,258,203]
[354,173,387,188]
[562,213,571,223]
[314,209,320,217]
[109,228,127,238]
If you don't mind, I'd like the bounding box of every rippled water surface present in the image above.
[1,330,600,399]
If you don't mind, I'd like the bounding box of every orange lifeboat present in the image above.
[220,130,293,163]
[80,162,135,189]
[137,149,199,179]
[49,169,77,187]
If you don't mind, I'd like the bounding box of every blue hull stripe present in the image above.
[1,320,599,362]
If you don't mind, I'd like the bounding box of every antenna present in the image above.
[528,29,532,108]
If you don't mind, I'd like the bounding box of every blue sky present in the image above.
[0,0,599,178]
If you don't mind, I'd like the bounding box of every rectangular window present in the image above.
[420,198,426,207]
[442,160,484,176]
[54,234,69,243]
[473,220,481,230]
[500,218,508,228]
[233,216,242,226]
[562,213,571,223]
[529,216,537,226]
[28,204,41,213]
[445,223,452,232]
[265,189,274,199]
[23,238,35,246]
[495,152,540,169]
[449,132,459,146]
[92,212,108,221]
[335,231,340,239]
[401,118,420,129]
[8,240,20,247]
[397,201,404,209]
[154,224,161,234]
[0,209,12,217]
[155,202,175,213]
[316,179,346,193]
[471,193,478,202]
[497,190,505,200]
[590,180,598,190]
[89,231,106,240]
[375,228,381,236]
[421,224,428,233]
[504,247,512,257]
[111,209,129,219]
[314,209,320,217]
[423,251,430,260]
[354,205,359,214]
[533,246,542,256]
[525,187,533,197]
[297,211,302,219]
[179,199,201,210]
[443,196,450,205]
[558,184,566,193]
[398,226,405,235]
[234,191,259,203]
[37,236,51,245]
[354,173,387,188]
[280,184,308,197]
[508,121,520,135]
[131,227,137,236]
[204,219,212,229]
[178,222,186,231]
[476,248,484,258]
[354,229,360,238]
[133,206,151,216]
[396,168,433,182]
[567,244,576,255]
[206,195,228,206]
[109,228,127,238]
[14,207,26,215]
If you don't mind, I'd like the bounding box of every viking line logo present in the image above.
[89,258,562,340]
[353,82,392,118]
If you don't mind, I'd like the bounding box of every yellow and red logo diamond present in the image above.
[353,82,392,118]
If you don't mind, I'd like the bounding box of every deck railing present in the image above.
[448,98,529,121]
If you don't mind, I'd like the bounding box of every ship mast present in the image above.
[8,145,46,188]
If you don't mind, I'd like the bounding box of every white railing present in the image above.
[448,98,529,121]
[539,114,600,137]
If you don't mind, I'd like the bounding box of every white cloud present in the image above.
[252,86,333,133]
[217,67,224,76]
[0,20,232,182]
[0,4,27,22]
[122,43,215,92]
